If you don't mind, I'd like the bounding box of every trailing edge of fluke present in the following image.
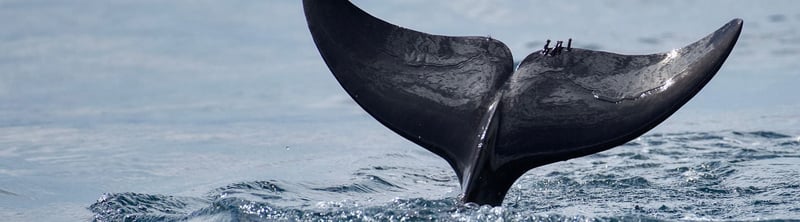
[303,0,743,206]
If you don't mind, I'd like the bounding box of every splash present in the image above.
[90,131,800,221]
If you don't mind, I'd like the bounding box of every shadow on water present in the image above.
[89,130,800,221]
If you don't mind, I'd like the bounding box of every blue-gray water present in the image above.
[88,130,800,221]
[1,1,799,221]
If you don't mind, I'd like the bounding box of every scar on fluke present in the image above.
[304,0,742,206]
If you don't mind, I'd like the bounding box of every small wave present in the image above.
[780,141,800,147]
[732,131,791,139]
[312,183,380,194]
[0,188,18,196]
[582,175,652,189]
[89,192,209,221]
[207,180,286,203]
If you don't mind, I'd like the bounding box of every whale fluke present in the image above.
[303,0,742,206]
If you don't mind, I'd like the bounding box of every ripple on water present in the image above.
[89,130,800,220]
[733,131,791,139]
[89,192,209,221]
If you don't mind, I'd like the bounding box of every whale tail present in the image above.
[303,0,742,206]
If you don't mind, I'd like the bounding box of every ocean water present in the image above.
[1,0,799,221]
[88,130,800,221]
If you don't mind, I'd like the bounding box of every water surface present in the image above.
[0,0,799,221]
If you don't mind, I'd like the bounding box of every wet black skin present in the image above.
[303,0,742,206]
